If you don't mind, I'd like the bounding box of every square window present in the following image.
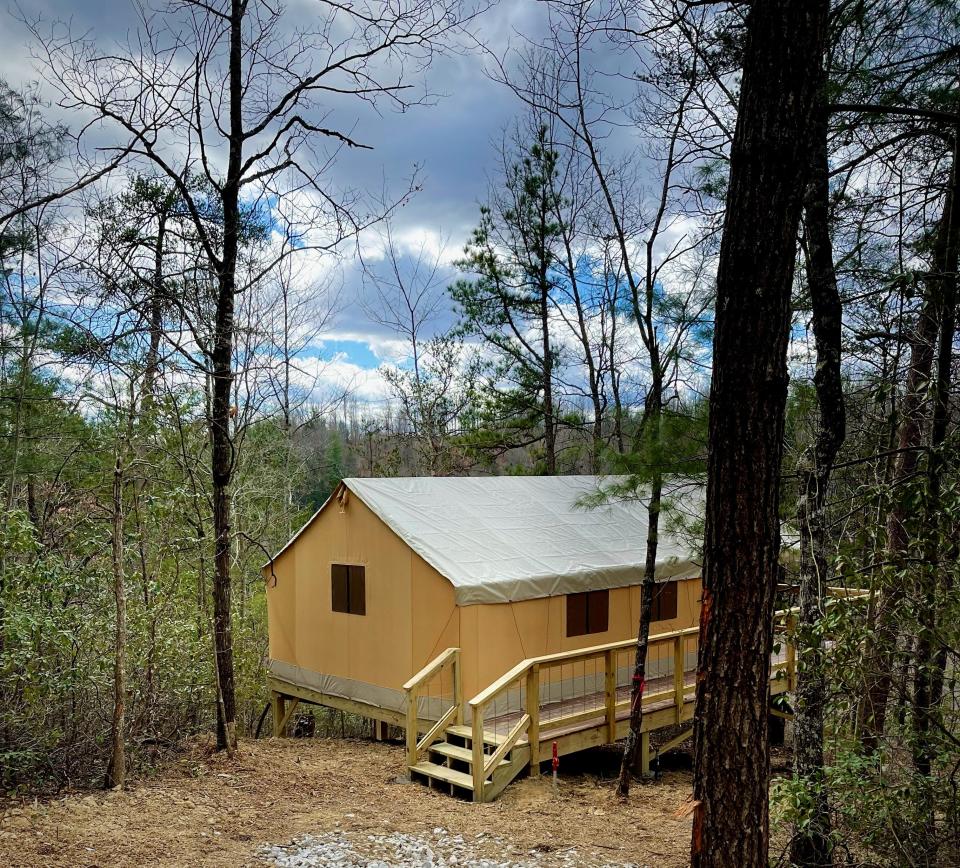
[651,581,677,622]
[332,563,365,615]
[567,589,609,637]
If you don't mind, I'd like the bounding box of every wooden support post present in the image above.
[673,636,684,725]
[471,705,485,801]
[406,687,418,767]
[527,664,541,777]
[453,651,464,725]
[277,698,300,736]
[271,691,286,737]
[604,650,617,743]
[640,731,651,778]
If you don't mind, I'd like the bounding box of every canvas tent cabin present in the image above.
[263,475,704,732]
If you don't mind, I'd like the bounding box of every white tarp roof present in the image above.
[335,475,703,605]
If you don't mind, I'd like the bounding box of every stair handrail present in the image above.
[466,624,702,796]
[465,590,872,794]
[403,646,462,767]
[405,591,871,796]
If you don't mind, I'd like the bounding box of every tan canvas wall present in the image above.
[265,545,296,664]
[458,578,703,699]
[265,488,703,706]
[410,555,460,670]
[265,493,414,691]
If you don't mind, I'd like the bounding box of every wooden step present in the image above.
[445,724,504,746]
[428,741,510,767]
[410,761,479,790]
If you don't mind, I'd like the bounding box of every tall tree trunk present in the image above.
[555,222,605,472]
[617,366,663,796]
[859,129,958,752]
[541,279,557,474]
[209,0,244,755]
[143,212,166,409]
[690,2,828,865]
[105,455,127,789]
[911,122,958,813]
[857,299,936,747]
[790,99,846,868]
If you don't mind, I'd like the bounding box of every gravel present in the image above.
[260,826,642,868]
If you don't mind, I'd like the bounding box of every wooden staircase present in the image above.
[408,723,530,801]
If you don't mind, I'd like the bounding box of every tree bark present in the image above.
[540,266,557,475]
[142,210,167,409]
[790,98,846,868]
[690,2,828,865]
[859,127,958,752]
[105,455,126,789]
[209,0,244,755]
[617,373,663,796]
[911,121,959,796]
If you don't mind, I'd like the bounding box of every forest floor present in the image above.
[0,736,698,867]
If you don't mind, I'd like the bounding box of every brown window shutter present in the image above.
[348,565,366,615]
[652,581,678,621]
[588,590,609,633]
[331,564,349,613]
[567,592,588,637]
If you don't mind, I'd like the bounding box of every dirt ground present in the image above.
[0,737,696,867]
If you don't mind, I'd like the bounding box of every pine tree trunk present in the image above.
[143,212,166,409]
[618,374,663,796]
[618,474,662,789]
[541,283,556,474]
[690,2,828,865]
[790,100,846,868]
[911,123,958,839]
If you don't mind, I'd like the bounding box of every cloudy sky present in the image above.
[2,0,666,409]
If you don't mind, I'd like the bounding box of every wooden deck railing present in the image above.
[406,588,870,798]
[402,646,462,766]
[466,624,701,793]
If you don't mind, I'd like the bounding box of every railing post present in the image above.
[673,636,684,724]
[604,650,617,742]
[527,664,540,776]
[471,704,485,801]
[453,650,464,725]
[405,686,418,767]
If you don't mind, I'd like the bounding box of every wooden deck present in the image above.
[269,588,866,803]
[398,592,868,802]
[401,624,804,801]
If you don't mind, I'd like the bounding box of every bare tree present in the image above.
[361,223,478,474]
[487,1,714,792]
[790,80,846,868]
[31,0,470,750]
